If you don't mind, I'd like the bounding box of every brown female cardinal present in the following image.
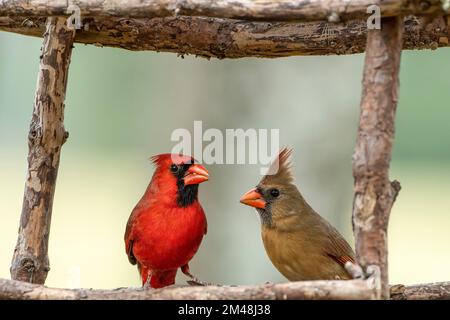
[240,148,355,281]
[124,154,209,288]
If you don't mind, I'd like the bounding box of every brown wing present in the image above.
[323,221,355,269]
[327,253,355,267]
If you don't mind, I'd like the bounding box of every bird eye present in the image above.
[170,164,179,173]
[270,189,280,198]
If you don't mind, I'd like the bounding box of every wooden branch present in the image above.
[1,277,449,300]
[0,276,381,300]
[1,15,449,58]
[390,282,450,300]
[0,0,444,22]
[10,17,75,284]
[352,16,404,299]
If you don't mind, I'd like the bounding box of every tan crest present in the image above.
[260,147,294,186]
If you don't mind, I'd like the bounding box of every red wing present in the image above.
[124,217,137,265]
[124,204,145,265]
[202,207,207,235]
[124,194,157,265]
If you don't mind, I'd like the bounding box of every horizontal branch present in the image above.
[390,281,450,300]
[0,0,444,22]
[1,15,449,58]
[0,277,379,300]
[1,277,449,300]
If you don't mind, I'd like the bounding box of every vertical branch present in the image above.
[352,17,403,299]
[10,17,75,284]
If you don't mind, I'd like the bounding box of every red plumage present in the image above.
[124,154,208,288]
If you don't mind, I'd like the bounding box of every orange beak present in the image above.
[240,188,266,209]
[183,164,209,186]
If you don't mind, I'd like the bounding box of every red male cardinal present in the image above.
[240,148,355,281]
[124,154,209,288]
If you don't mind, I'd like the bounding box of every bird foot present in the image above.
[345,262,381,285]
[187,279,207,286]
[143,283,152,289]
[142,270,152,289]
[344,262,364,279]
[181,264,217,286]
[186,277,216,286]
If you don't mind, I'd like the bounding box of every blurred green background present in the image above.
[1,31,450,289]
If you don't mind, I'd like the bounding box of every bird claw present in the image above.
[182,264,217,286]
[344,262,364,279]
[143,283,151,289]
[142,270,152,289]
[186,279,206,286]
[186,278,216,286]
[344,261,381,287]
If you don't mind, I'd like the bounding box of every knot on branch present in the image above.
[62,130,69,145]
[27,119,68,150]
[390,180,401,201]
[10,256,38,283]
[27,125,42,147]
[390,284,406,299]
[12,254,50,285]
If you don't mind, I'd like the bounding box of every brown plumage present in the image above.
[240,148,355,281]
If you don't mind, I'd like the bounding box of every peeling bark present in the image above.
[352,17,404,299]
[0,0,447,301]
[0,277,448,300]
[390,282,450,300]
[10,17,75,285]
[0,15,449,58]
[0,276,381,300]
[0,0,444,22]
